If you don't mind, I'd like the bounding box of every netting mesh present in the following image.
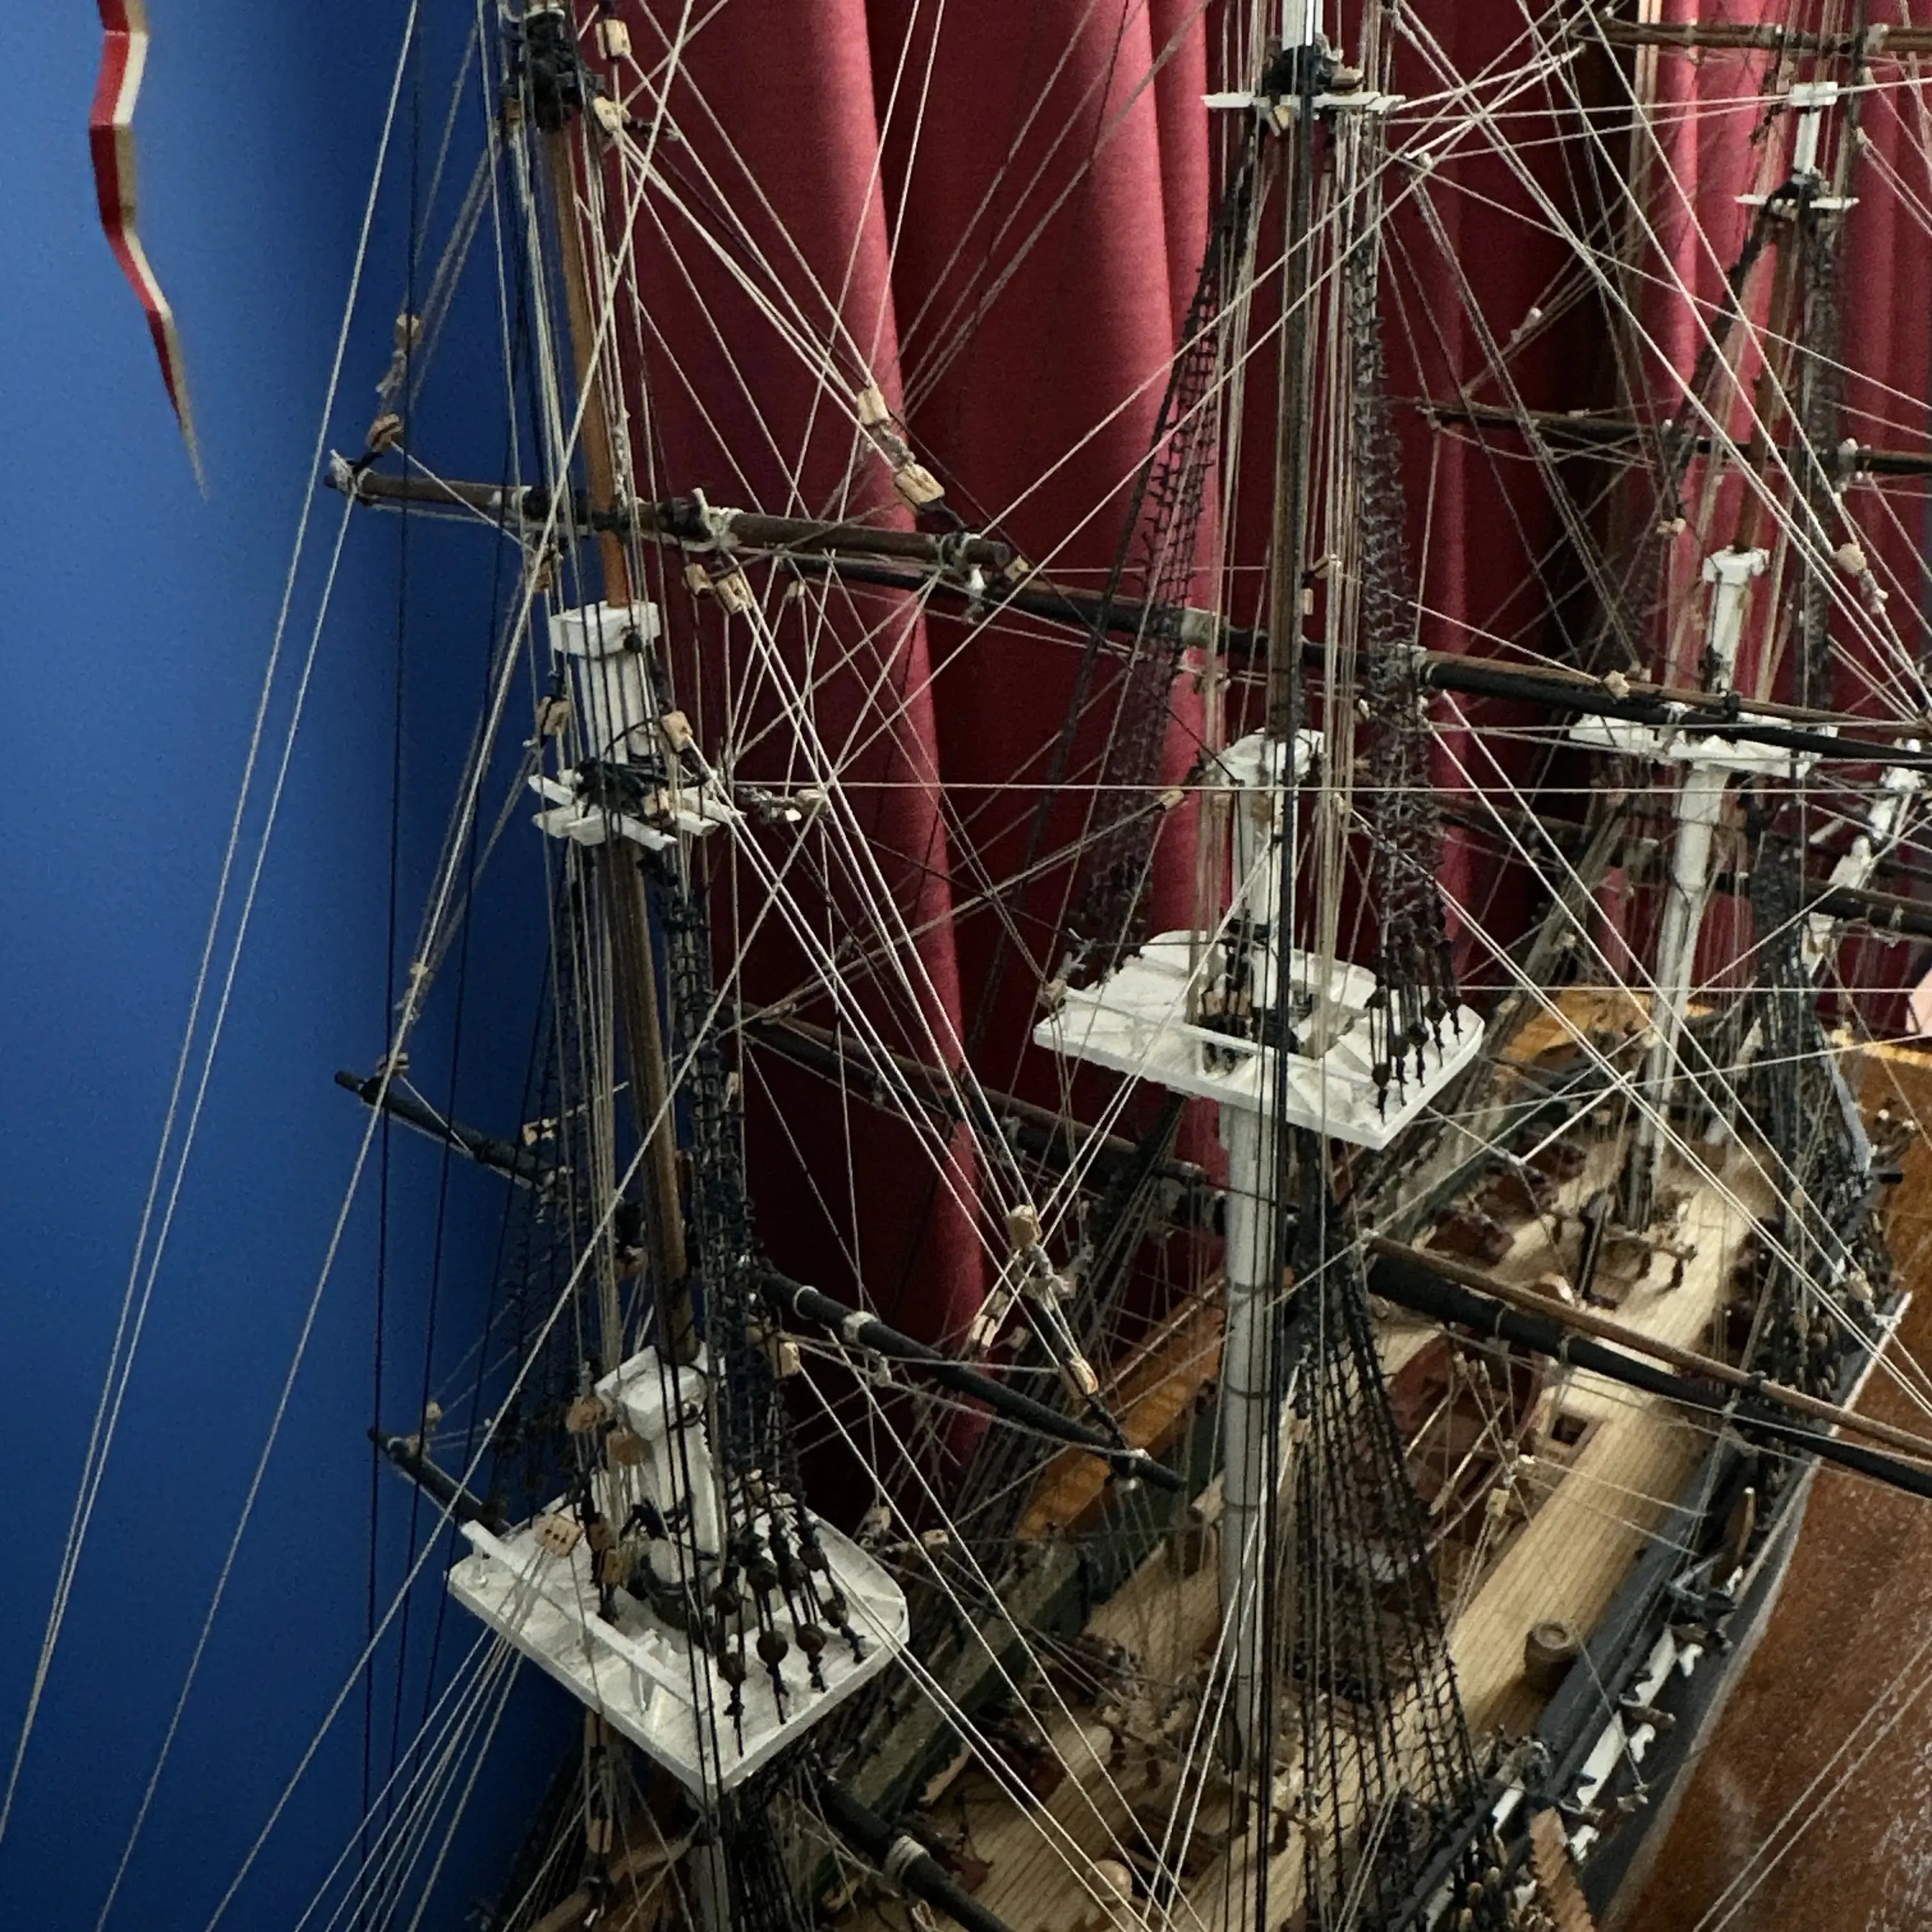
[1740,838,1885,1398]
[1064,135,1264,981]
[1288,1200,1503,1931]
[1344,172,1463,1114]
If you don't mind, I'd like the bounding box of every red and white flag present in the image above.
[91,0,203,484]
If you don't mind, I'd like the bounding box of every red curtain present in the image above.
[587,1,1931,1342]
[595,0,1219,1347]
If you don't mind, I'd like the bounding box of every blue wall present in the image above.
[2,8,568,1925]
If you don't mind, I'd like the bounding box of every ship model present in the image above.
[38,2,1932,1929]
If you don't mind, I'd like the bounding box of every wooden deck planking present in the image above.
[1017,1297,1225,1544]
[1449,1138,1766,1736]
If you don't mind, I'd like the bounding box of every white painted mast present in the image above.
[1621,544,1765,1223]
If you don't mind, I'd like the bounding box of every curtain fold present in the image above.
[592,0,1929,1335]
[602,0,1212,1340]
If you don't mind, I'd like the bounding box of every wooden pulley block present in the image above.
[565,1393,608,1434]
[595,1541,637,1589]
[1719,1484,1757,1575]
[892,460,945,509]
[535,1513,583,1558]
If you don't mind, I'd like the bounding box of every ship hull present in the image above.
[1577,1450,1813,1928]
[1535,1289,1904,1926]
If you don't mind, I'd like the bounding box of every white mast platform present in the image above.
[1034,729,1485,1153]
[450,1346,908,1795]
